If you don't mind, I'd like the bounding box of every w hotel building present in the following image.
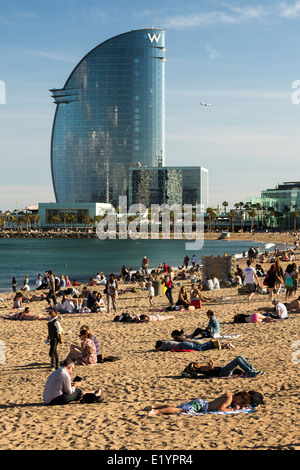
[50,28,166,206]
[44,29,208,227]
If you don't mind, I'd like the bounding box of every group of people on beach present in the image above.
[2,242,299,415]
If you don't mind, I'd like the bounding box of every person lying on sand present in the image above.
[139,313,175,322]
[257,297,300,314]
[0,306,50,321]
[233,313,276,323]
[181,356,263,379]
[155,338,234,352]
[143,390,264,416]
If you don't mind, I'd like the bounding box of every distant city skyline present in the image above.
[1,1,300,211]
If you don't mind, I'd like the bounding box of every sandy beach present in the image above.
[0,231,299,452]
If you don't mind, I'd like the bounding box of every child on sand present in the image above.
[148,282,154,306]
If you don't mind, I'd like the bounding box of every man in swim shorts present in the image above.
[144,391,252,416]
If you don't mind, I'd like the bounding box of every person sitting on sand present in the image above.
[190,283,222,303]
[181,356,263,379]
[43,358,83,405]
[144,390,264,416]
[175,286,190,309]
[55,295,78,314]
[79,324,101,360]
[94,292,106,312]
[64,329,97,365]
[189,310,221,338]
[13,292,25,309]
[258,299,299,314]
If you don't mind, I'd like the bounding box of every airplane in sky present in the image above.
[200,101,211,106]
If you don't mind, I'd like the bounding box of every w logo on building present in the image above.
[147,33,161,44]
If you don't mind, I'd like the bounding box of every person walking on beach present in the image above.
[46,270,57,306]
[105,274,119,314]
[191,254,196,268]
[163,271,174,307]
[243,260,260,301]
[12,277,17,293]
[47,308,62,370]
[141,256,149,276]
[148,282,154,306]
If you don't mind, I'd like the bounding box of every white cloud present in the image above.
[164,2,300,29]
[28,50,79,63]
[279,1,300,18]
[205,44,220,60]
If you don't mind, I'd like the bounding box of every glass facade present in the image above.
[129,166,209,207]
[50,29,166,206]
[245,181,300,229]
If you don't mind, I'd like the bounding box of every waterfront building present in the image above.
[129,166,209,208]
[50,28,166,206]
[245,181,300,229]
[38,202,111,228]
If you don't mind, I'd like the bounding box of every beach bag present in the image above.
[284,277,294,287]
[191,299,202,309]
[80,392,105,404]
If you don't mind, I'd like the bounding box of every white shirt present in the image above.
[212,278,220,290]
[61,300,75,313]
[43,367,75,404]
[275,303,288,319]
[243,266,256,283]
[149,286,154,296]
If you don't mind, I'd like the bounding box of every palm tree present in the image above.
[22,214,32,232]
[17,217,24,233]
[67,213,76,231]
[0,217,5,231]
[33,214,41,231]
[211,210,218,231]
[206,207,214,232]
[10,215,17,231]
[248,210,257,232]
[83,213,91,232]
[228,209,237,232]
[222,201,229,214]
[51,215,61,231]
[59,212,69,231]
[290,211,299,231]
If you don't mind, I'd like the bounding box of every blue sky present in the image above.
[0,0,300,211]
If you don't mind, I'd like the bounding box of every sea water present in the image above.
[0,237,270,293]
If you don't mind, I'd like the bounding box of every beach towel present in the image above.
[171,349,195,352]
[181,406,254,416]
[213,334,241,339]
